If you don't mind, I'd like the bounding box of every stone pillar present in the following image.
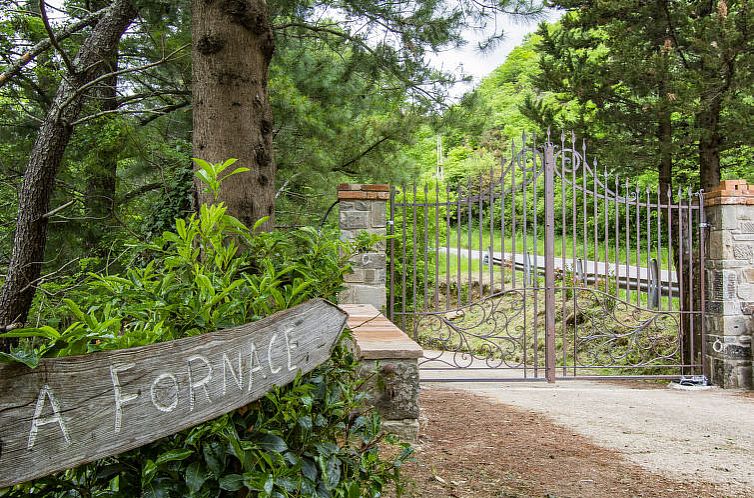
[338,184,389,310]
[705,180,753,389]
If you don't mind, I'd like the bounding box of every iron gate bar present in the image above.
[489,167,495,300]
[544,143,556,383]
[412,183,417,325]
[533,142,540,378]
[402,184,407,330]
[699,193,708,378]
[389,185,395,322]
[478,175,484,299]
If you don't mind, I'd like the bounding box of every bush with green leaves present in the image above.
[0,159,411,497]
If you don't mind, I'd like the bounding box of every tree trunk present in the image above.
[697,96,722,191]
[84,54,119,252]
[655,84,699,372]
[657,107,673,196]
[192,0,276,230]
[0,0,137,334]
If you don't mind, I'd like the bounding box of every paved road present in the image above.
[443,246,680,293]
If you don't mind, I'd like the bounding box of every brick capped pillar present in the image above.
[338,184,389,310]
[705,180,754,389]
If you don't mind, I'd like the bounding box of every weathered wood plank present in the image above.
[0,299,346,487]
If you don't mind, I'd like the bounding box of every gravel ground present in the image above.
[423,380,754,496]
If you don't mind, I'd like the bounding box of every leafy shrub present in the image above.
[2,336,410,498]
[0,159,411,497]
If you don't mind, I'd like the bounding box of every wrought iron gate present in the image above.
[388,132,706,381]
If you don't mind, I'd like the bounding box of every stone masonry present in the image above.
[340,304,423,441]
[705,179,754,389]
[338,184,389,310]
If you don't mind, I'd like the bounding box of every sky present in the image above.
[430,8,562,99]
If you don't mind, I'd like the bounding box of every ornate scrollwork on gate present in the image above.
[564,288,681,368]
[414,290,539,369]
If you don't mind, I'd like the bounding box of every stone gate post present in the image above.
[705,180,754,389]
[337,184,389,310]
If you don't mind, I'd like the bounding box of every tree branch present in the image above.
[0,7,106,88]
[334,135,394,174]
[118,182,164,204]
[137,101,190,125]
[39,0,77,75]
[70,99,190,126]
[58,44,189,115]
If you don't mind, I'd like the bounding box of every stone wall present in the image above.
[337,184,389,310]
[704,179,754,389]
[339,304,422,441]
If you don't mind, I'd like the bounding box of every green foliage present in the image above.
[443,147,498,191]
[388,180,449,313]
[193,158,251,201]
[0,163,410,497]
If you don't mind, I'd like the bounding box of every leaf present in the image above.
[298,415,313,431]
[202,441,226,477]
[252,216,270,233]
[155,448,193,465]
[0,325,60,341]
[221,158,238,168]
[63,298,87,323]
[256,433,287,453]
[63,299,100,331]
[0,350,41,368]
[221,166,250,181]
[194,273,215,296]
[322,456,342,490]
[191,157,212,170]
[218,474,244,491]
[142,459,157,485]
[185,462,208,494]
[301,457,318,482]
[175,218,187,239]
[263,475,274,494]
[347,481,361,498]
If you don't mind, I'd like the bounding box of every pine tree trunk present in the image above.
[191,0,276,230]
[697,96,722,191]
[0,0,137,336]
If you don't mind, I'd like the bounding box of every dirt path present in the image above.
[396,388,752,497]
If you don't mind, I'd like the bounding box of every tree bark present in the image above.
[697,96,723,191]
[0,0,137,333]
[657,108,673,196]
[192,0,276,230]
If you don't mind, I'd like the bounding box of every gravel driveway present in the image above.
[425,379,754,496]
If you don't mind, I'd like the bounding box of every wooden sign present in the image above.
[0,299,346,487]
